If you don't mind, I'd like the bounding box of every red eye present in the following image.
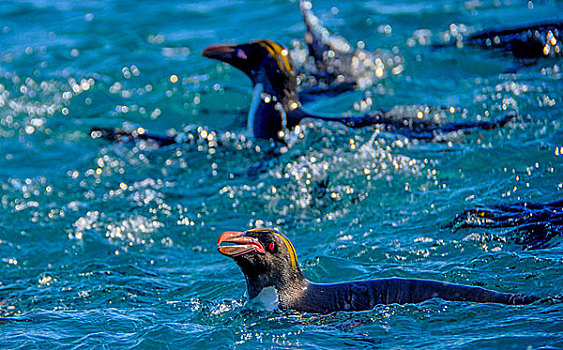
[268,242,275,251]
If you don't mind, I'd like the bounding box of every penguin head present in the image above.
[217,228,304,299]
[203,40,296,89]
[202,40,301,112]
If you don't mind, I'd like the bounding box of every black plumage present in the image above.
[218,228,538,314]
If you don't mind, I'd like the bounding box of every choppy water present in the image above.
[1,0,562,348]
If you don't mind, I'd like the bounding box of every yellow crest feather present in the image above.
[255,40,293,74]
[249,228,298,271]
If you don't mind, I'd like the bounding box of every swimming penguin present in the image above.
[217,228,538,313]
[203,39,515,143]
[450,198,563,249]
[437,21,562,64]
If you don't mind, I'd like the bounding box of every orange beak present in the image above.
[217,231,265,257]
[203,44,237,59]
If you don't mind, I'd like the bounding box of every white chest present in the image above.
[247,83,264,138]
[246,286,280,311]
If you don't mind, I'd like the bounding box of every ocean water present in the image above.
[1,0,562,348]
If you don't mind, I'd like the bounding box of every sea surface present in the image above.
[1,0,562,348]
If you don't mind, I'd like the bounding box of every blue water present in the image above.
[1,0,562,348]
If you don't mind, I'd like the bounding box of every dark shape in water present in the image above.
[438,21,562,64]
[217,228,538,314]
[449,198,563,249]
[89,124,232,151]
[90,127,177,147]
[203,39,515,143]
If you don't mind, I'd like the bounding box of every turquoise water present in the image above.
[1,0,562,348]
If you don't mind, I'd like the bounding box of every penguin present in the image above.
[217,228,538,314]
[203,39,515,144]
[449,198,563,250]
[437,21,562,64]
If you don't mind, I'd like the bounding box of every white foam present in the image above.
[246,286,280,311]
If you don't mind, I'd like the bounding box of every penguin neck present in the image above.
[245,270,309,309]
[246,83,265,139]
[247,82,309,141]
